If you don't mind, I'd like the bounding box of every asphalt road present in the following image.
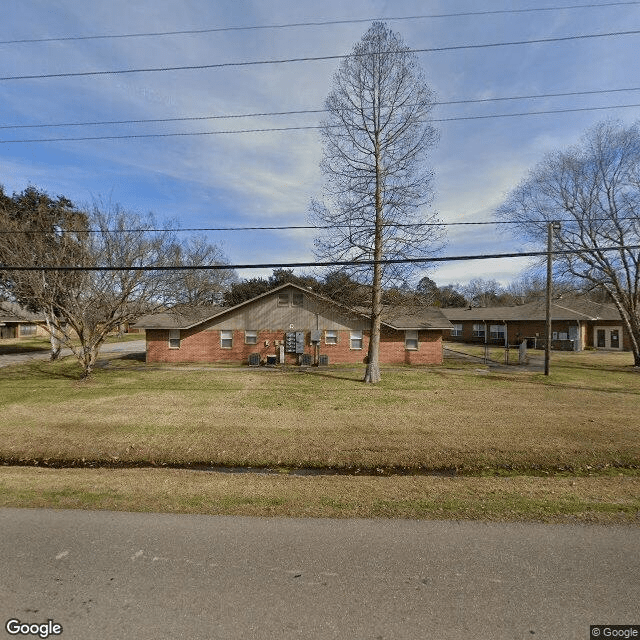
[0,340,146,368]
[1,508,638,639]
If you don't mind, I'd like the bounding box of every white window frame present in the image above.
[168,329,181,349]
[220,330,233,349]
[451,324,463,337]
[472,323,485,338]
[325,330,338,345]
[489,325,505,341]
[244,330,258,345]
[350,330,363,350]
[405,330,419,350]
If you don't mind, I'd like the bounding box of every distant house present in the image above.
[135,283,453,366]
[441,297,631,351]
[0,302,47,339]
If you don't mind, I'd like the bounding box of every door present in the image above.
[594,326,622,350]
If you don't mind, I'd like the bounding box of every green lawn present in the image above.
[1,349,638,522]
[1,349,638,474]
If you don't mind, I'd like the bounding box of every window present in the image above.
[325,330,338,345]
[292,292,304,307]
[451,324,462,337]
[19,324,37,337]
[220,330,233,349]
[350,330,363,350]
[168,329,180,349]
[277,293,289,306]
[472,323,485,338]
[490,325,505,341]
[405,330,419,350]
[245,330,258,345]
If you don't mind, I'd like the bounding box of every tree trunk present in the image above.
[364,128,384,385]
[44,312,62,361]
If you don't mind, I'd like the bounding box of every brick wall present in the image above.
[146,327,443,365]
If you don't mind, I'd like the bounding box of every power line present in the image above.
[2,3,637,45]
[3,102,640,144]
[1,218,638,235]
[3,86,640,131]
[2,245,638,271]
[2,29,640,82]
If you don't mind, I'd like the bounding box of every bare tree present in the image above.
[310,22,444,383]
[497,120,640,366]
[0,186,89,360]
[166,234,237,306]
[1,196,237,378]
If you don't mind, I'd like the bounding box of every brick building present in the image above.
[441,297,632,351]
[135,283,452,366]
[0,302,47,339]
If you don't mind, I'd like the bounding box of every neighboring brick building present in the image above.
[0,302,47,339]
[441,297,632,352]
[135,283,452,366]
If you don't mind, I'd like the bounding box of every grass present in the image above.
[1,348,638,521]
[0,467,637,523]
[0,348,638,474]
[0,332,144,355]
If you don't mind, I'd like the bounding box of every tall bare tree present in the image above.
[310,22,444,383]
[497,120,640,366]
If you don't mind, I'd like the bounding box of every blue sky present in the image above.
[1,0,640,287]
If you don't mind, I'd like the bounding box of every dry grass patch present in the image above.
[0,467,638,523]
[0,352,638,472]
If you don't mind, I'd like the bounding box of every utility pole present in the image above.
[545,221,561,376]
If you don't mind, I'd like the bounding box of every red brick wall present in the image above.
[146,328,443,365]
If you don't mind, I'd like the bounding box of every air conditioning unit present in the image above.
[300,353,312,366]
[266,355,278,366]
[248,353,260,366]
[319,355,329,366]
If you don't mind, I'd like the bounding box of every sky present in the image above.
[1,0,640,288]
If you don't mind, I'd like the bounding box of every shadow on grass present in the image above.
[301,369,365,383]
[117,352,146,362]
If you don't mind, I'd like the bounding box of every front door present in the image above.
[594,326,622,350]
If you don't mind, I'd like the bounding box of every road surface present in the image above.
[1,508,638,639]
[0,340,145,369]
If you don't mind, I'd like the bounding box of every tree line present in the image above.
[0,186,237,377]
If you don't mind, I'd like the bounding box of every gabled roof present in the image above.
[134,282,452,331]
[0,302,46,323]
[441,297,622,322]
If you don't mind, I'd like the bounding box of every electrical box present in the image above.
[310,330,322,344]
[285,332,297,353]
[286,332,305,354]
[295,331,305,354]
